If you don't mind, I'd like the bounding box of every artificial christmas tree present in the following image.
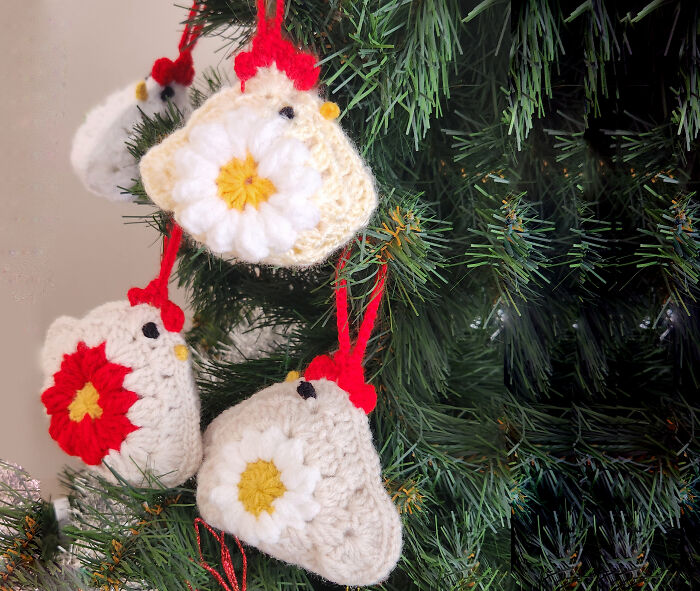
[2,1,700,590]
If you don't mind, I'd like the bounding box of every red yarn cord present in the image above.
[333,248,388,364]
[255,0,284,32]
[178,1,206,53]
[274,0,285,32]
[351,264,388,364]
[187,518,247,591]
[257,0,267,32]
[157,223,183,290]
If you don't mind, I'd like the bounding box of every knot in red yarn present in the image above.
[305,351,377,414]
[128,280,184,333]
[234,25,320,92]
[151,51,195,87]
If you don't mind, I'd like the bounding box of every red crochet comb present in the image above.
[234,0,320,92]
[305,248,388,414]
[128,223,185,333]
[150,1,206,87]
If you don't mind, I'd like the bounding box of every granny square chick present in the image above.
[196,257,402,586]
[40,228,202,488]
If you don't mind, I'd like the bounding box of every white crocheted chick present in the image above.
[71,76,191,201]
[140,66,377,266]
[196,375,402,586]
[40,301,202,488]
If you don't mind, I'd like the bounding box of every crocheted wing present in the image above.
[71,76,191,201]
[196,377,402,586]
[40,300,202,488]
[139,67,378,267]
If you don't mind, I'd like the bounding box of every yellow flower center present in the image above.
[216,152,277,211]
[68,382,103,422]
[238,459,286,517]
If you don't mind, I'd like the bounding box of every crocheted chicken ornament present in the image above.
[70,3,203,201]
[139,1,377,266]
[40,226,202,488]
[196,256,402,586]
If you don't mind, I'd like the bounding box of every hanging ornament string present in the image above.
[127,222,185,332]
[234,0,320,91]
[305,248,388,414]
[186,517,247,591]
[151,1,207,87]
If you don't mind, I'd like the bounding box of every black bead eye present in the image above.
[160,86,175,101]
[142,322,159,339]
[297,381,316,399]
[279,106,295,119]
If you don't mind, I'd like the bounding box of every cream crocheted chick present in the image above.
[139,67,377,266]
[71,77,191,201]
[196,376,402,586]
[40,301,202,488]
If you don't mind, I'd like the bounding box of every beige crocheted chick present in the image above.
[196,376,402,586]
[40,301,202,488]
[140,67,377,266]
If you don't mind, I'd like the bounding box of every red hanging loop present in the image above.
[151,1,206,87]
[127,222,185,333]
[186,518,247,591]
[233,0,320,92]
[305,247,388,414]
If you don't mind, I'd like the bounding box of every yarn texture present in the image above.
[71,78,192,201]
[196,377,402,586]
[139,66,377,266]
[40,301,202,488]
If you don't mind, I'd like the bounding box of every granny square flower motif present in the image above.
[41,342,138,466]
[206,425,321,546]
[140,67,378,267]
[172,107,321,261]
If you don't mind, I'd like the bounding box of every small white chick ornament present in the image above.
[140,0,378,266]
[40,225,202,488]
[70,2,204,201]
[196,251,402,586]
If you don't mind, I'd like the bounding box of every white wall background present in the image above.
[0,1,225,497]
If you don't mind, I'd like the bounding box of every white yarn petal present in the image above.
[254,511,282,544]
[270,496,305,531]
[218,443,247,476]
[210,485,235,509]
[224,108,260,159]
[172,178,217,204]
[257,138,311,180]
[268,165,319,201]
[189,123,232,166]
[178,197,228,235]
[174,147,219,179]
[273,438,304,473]
[257,203,297,253]
[233,508,260,546]
[233,209,270,262]
[292,465,321,497]
[282,491,320,520]
[207,213,240,254]
[238,430,268,463]
[248,119,286,162]
[275,169,322,205]
[269,194,321,232]
[258,427,289,458]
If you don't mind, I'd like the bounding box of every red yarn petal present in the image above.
[41,385,75,414]
[99,388,139,416]
[42,342,140,466]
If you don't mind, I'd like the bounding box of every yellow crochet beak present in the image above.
[319,101,340,120]
[135,80,148,102]
[174,344,189,361]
